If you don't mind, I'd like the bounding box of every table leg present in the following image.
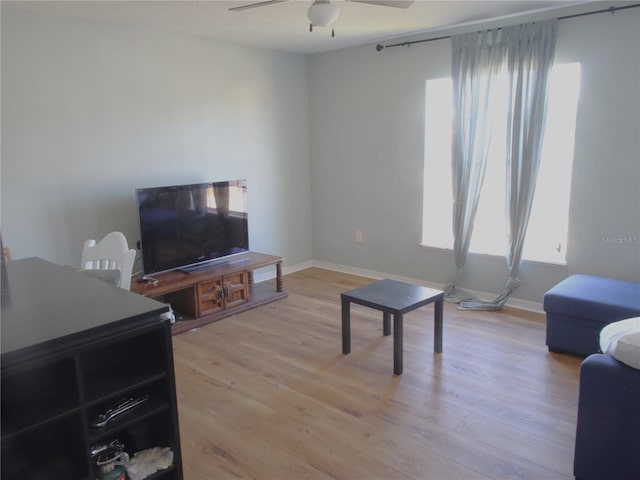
[393,313,403,375]
[276,261,283,292]
[383,312,391,336]
[341,296,351,354]
[434,299,443,353]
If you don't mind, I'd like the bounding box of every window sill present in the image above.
[419,243,569,268]
[418,243,451,254]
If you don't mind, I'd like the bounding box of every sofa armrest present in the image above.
[574,354,640,480]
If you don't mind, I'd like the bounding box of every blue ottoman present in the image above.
[544,274,640,356]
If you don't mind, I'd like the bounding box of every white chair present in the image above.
[81,231,136,290]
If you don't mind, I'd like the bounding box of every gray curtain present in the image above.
[444,29,506,303]
[447,20,558,309]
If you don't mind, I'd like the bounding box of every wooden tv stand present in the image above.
[131,252,286,335]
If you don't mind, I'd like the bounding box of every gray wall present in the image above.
[307,9,640,305]
[1,8,313,270]
[2,6,638,308]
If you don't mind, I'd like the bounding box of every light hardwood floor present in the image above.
[172,268,582,480]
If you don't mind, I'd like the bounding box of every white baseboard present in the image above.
[251,260,313,284]
[252,259,544,314]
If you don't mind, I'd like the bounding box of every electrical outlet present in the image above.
[355,230,364,243]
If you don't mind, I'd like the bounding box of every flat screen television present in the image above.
[136,180,249,275]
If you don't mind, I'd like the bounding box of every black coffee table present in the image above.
[341,279,444,375]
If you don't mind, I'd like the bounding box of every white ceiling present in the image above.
[4,0,607,54]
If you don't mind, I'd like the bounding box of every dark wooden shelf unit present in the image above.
[131,251,287,334]
[1,258,183,480]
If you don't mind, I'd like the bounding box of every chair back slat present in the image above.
[80,232,136,290]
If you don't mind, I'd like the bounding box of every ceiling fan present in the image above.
[229,0,415,37]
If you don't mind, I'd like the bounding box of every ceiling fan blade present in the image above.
[350,0,414,8]
[229,0,289,12]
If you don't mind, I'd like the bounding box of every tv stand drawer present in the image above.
[198,272,248,317]
[198,278,225,316]
[221,272,249,310]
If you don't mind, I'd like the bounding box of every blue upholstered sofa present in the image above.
[544,275,640,356]
[544,276,640,479]
[574,353,640,480]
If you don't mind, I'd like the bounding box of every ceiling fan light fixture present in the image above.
[307,1,339,27]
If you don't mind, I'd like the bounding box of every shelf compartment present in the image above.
[1,357,79,437]
[85,371,167,408]
[88,381,171,443]
[89,412,180,479]
[117,412,179,458]
[81,328,169,403]
[1,413,87,480]
[163,287,198,319]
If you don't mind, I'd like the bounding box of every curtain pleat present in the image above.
[444,29,505,303]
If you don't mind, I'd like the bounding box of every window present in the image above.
[422,63,581,264]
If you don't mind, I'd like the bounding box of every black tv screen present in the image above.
[136,180,249,275]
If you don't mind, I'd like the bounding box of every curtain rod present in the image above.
[375,3,640,52]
